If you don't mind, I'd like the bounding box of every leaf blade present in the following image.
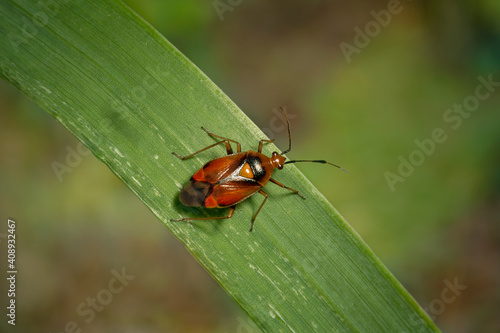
[0,0,439,332]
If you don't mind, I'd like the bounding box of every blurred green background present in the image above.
[1,0,500,332]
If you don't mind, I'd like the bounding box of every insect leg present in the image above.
[172,141,235,160]
[257,139,275,153]
[171,205,236,222]
[250,190,268,232]
[269,178,306,199]
[202,126,241,153]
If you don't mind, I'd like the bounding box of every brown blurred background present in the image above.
[1,0,500,332]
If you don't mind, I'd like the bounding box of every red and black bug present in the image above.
[171,109,347,231]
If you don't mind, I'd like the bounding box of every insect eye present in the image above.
[271,152,285,169]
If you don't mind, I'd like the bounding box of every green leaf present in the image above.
[0,0,439,331]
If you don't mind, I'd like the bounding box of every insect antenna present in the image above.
[284,159,349,174]
[280,106,292,155]
[278,107,347,173]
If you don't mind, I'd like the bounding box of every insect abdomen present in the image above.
[179,181,212,207]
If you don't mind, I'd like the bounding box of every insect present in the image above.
[171,108,347,231]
